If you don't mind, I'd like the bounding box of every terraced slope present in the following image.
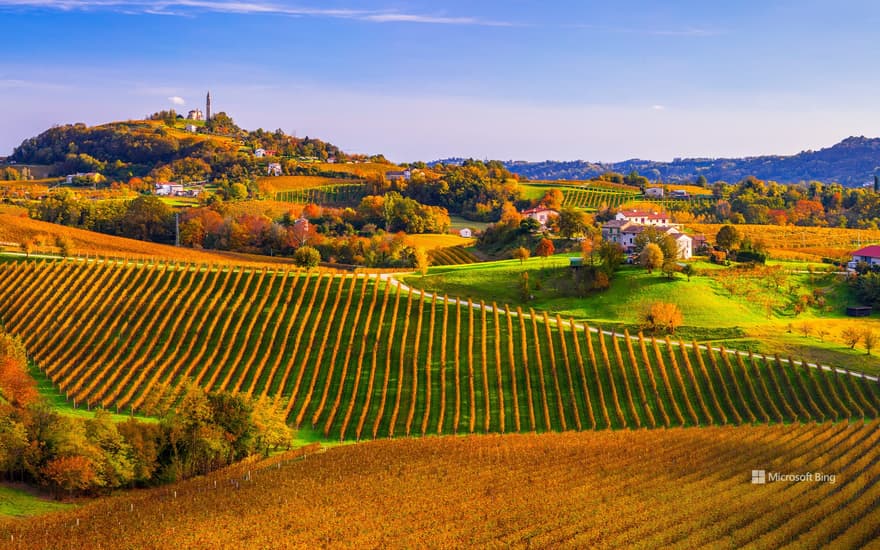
[1,259,879,441]
[4,422,880,548]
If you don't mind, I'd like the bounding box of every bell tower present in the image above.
[206,91,211,121]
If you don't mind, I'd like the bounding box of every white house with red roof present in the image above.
[602,218,693,260]
[849,245,880,270]
[614,209,672,226]
[522,207,559,228]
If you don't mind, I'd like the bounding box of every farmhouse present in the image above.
[254,148,267,158]
[267,162,282,176]
[155,182,184,196]
[602,220,693,260]
[385,170,411,181]
[185,124,198,133]
[522,207,559,228]
[459,228,473,238]
[849,245,880,270]
[186,109,204,121]
[615,210,672,226]
[645,187,664,198]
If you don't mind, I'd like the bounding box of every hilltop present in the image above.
[499,136,880,185]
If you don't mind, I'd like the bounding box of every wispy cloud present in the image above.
[572,24,722,37]
[0,0,514,25]
[168,95,185,105]
[651,104,665,111]
[0,78,71,90]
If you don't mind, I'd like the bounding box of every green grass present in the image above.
[29,364,158,423]
[0,486,73,517]
[403,255,880,372]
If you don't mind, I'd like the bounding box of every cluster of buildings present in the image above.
[518,206,699,261]
[601,210,696,260]
[155,182,201,197]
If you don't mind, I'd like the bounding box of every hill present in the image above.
[4,422,880,548]
[502,136,880,185]
[0,212,298,266]
[1,260,878,442]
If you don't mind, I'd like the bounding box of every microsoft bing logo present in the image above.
[751,470,766,484]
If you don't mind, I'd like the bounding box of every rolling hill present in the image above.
[502,136,880,185]
[3,422,879,548]
[1,259,878,443]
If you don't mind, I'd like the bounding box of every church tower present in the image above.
[206,91,211,121]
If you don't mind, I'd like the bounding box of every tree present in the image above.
[293,246,321,268]
[20,238,35,259]
[55,235,73,258]
[41,455,98,498]
[512,246,530,264]
[414,247,430,276]
[715,224,741,252]
[641,302,684,334]
[864,329,877,355]
[539,189,563,210]
[580,230,602,266]
[598,241,624,273]
[842,326,862,349]
[639,243,664,273]
[536,238,555,260]
[229,183,249,201]
[633,226,677,261]
[556,207,587,239]
[681,263,695,281]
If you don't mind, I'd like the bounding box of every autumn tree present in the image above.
[641,302,684,334]
[0,333,37,408]
[41,456,98,498]
[864,329,877,355]
[414,247,430,276]
[536,238,555,261]
[512,246,530,264]
[841,326,862,349]
[639,243,664,273]
[293,245,321,268]
[556,207,587,239]
[20,238,35,259]
[539,189,564,210]
[715,224,741,252]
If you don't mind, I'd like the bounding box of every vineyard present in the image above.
[692,223,880,253]
[273,183,366,206]
[4,422,880,548]
[561,187,641,209]
[427,245,478,266]
[258,175,359,192]
[1,260,879,442]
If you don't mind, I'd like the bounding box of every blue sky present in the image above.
[2,0,880,162]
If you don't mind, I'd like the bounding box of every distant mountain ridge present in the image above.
[481,136,880,186]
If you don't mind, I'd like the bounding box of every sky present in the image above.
[2,0,880,162]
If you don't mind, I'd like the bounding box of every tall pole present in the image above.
[175,212,180,247]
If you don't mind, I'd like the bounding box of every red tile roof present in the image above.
[853,245,880,258]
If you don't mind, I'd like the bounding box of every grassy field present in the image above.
[5,422,880,547]
[404,233,475,250]
[447,215,490,232]
[2,259,879,445]
[0,486,73,518]
[403,255,880,373]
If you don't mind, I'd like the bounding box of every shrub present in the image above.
[293,246,321,268]
[640,302,684,334]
